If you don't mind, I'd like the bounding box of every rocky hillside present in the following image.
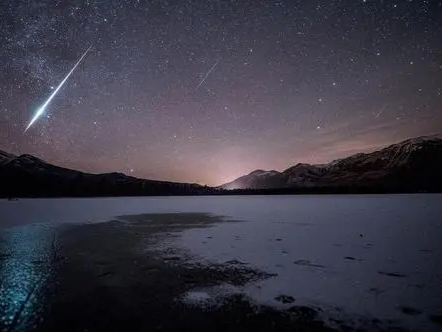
[221,134,442,192]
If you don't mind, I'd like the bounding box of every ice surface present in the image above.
[182,291,212,306]
[173,195,442,331]
[1,194,442,331]
[181,284,241,308]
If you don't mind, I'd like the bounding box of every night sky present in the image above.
[1,1,441,185]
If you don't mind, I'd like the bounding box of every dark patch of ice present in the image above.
[397,306,422,316]
[293,259,325,268]
[275,294,295,304]
[378,271,406,278]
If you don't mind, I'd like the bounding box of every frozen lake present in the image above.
[1,194,442,331]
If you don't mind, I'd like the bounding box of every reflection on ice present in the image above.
[0,224,56,331]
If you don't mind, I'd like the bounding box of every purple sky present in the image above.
[1,0,441,185]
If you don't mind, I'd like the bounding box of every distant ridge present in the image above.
[220,134,442,192]
[1,134,442,197]
[0,152,213,197]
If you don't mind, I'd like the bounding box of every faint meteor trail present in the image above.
[24,45,93,133]
[375,103,389,118]
[196,59,220,89]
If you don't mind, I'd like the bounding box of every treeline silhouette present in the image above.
[1,175,438,198]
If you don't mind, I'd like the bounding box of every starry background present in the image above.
[0,0,441,185]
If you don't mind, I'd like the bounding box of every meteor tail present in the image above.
[196,58,220,89]
[24,45,93,133]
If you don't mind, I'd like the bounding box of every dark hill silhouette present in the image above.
[1,134,442,197]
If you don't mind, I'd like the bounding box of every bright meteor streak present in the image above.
[24,45,93,133]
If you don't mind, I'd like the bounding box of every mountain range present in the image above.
[0,151,213,197]
[1,134,441,197]
[220,134,442,192]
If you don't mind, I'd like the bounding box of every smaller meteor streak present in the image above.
[196,58,220,89]
[375,103,389,118]
[24,45,92,133]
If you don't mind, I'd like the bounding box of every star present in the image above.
[0,0,440,186]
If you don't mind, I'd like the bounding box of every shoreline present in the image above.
[2,191,442,200]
